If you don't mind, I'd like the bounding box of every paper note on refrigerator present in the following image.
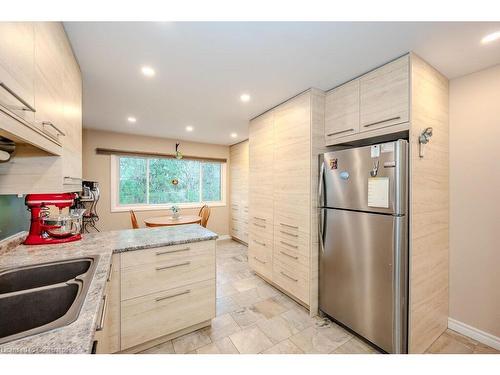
[368,177,390,208]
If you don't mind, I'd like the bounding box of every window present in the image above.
[111,155,225,211]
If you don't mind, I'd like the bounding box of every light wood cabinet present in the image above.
[324,79,359,142]
[94,254,120,354]
[248,89,325,308]
[325,55,410,145]
[229,140,249,244]
[0,22,82,194]
[95,239,216,353]
[0,22,62,154]
[360,54,409,131]
[121,279,215,349]
[248,112,275,279]
[0,22,35,125]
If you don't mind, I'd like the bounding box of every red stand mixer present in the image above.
[24,193,83,245]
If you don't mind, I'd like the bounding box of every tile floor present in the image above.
[139,240,499,355]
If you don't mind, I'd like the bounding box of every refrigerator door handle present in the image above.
[318,160,325,207]
[318,208,325,254]
[318,161,326,254]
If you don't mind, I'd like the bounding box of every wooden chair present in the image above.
[199,205,211,228]
[198,204,207,217]
[130,210,140,229]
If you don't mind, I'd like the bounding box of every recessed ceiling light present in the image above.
[141,66,155,77]
[481,31,500,44]
[127,116,137,123]
[240,93,251,103]
[230,133,238,138]
[186,126,194,132]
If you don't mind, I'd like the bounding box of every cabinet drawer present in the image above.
[121,243,215,301]
[248,242,272,279]
[121,279,215,350]
[121,240,214,269]
[274,235,310,259]
[273,242,309,269]
[249,214,274,237]
[274,224,310,245]
[273,259,309,305]
[274,212,310,236]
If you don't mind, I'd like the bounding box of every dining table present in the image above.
[144,215,202,227]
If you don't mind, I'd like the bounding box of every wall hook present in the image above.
[418,127,433,158]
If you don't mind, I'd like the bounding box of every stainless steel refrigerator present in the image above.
[318,139,408,353]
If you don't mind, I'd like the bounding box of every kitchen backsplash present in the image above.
[0,195,29,241]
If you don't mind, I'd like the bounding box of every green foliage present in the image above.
[202,162,221,201]
[119,157,147,204]
[119,156,222,206]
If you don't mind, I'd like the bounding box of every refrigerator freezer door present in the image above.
[320,140,407,215]
[319,208,407,353]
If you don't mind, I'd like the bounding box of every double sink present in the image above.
[0,256,99,345]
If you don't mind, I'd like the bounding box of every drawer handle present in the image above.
[156,247,190,256]
[231,208,238,211]
[253,256,266,264]
[155,289,191,302]
[363,116,401,128]
[280,230,298,238]
[253,239,266,247]
[253,223,266,228]
[253,217,266,221]
[280,250,299,260]
[327,128,354,137]
[156,261,191,271]
[280,271,298,282]
[106,263,112,282]
[0,82,36,112]
[280,240,298,249]
[280,222,298,229]
[96,295,108,331]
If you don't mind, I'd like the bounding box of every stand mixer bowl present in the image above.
[43,215,81,238]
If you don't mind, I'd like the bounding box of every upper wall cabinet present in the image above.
[359,55,409,131]
[324,79,359,143]
[0,23,35,125]
[325,55,410,145]
[0,22,63,155]
[0,22,82,194]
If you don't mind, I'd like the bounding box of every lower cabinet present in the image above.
[93,240,216,353]
[121,279,215,349]
[94,253,120,354]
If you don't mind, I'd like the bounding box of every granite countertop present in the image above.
[0,224,218,354]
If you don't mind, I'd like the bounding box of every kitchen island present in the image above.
[0,225,217,354]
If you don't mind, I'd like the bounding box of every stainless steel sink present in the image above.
[0,256,99,344]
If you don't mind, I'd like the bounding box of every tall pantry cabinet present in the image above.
[229,140,249,244]
[248,89,326,312]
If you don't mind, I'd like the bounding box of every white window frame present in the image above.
[110,155,226,212]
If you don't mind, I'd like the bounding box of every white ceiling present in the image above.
[64,22,500,145]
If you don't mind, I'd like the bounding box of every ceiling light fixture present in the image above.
[186,126,194,132]
[230,133,238,138]
[481,31,500,44]
[127,116,137,123]
[240,93,251,103]
[141,66,156,77]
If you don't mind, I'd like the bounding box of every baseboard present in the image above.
[216,234,231,241]
[448,318,500,350]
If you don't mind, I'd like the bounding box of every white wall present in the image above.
[449,63,500,339]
